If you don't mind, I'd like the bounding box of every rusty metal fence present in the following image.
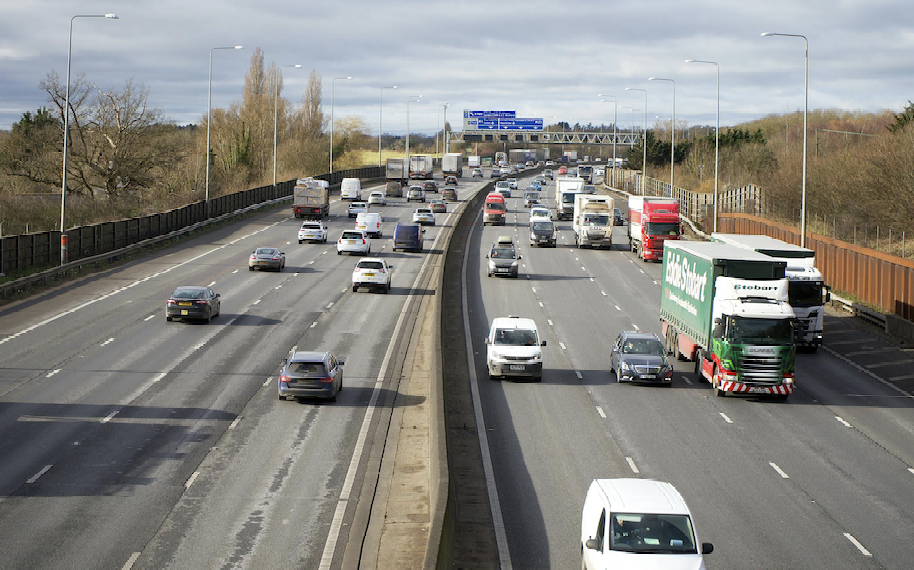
[719,213,914,321]
[0,166,382,276]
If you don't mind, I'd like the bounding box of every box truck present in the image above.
[409,154,434,179]
[468,155,481,168]
[660,241,797,398]
[555,176,586,220]
[292,178,329,220]
[628,196,681,262]
[386,158,406,196]
[711,234,830,350]
[572,194,614,248]
[442,153,463,177]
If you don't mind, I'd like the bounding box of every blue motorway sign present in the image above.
[499,118,543,131]
[464,110,516,119]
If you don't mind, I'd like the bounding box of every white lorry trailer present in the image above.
[712,233,830,350]
[442,153,464,177]
[409,154,434,179]
[555,176,586,220]
[572,194,614,248]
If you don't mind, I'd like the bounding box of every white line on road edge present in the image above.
[143,314,155,321]
[46,369,61,378]
[596,407,606,418]
[719,413,733,424]
[184,471,200,489]
[320,209,450,570]
[626,457,640,474]
[26,464,52,484]
[460,214,513,570]
[229,416,242,430]
[121,552,141,570]
[843,533,872,556]
[575,370,583,379]
[769,462,790,479]
[559,342,567,350]
[836,416,852,428]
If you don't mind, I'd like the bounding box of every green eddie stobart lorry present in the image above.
[660,241,798,398]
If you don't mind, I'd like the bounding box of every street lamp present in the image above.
[598,95,618,172]
[685,59,720,232]
[206,45,243,205]
[437,103,449,158]
[273,64,301,188]
[625,87,648,194]
[379,85,397,166]
[329,76,353,174]
[60,13,118,264]
[405,95,422,172]
[649,77,676,189]
[620,107,640,149]
[762,32,809,247]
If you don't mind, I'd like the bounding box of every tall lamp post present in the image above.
[378,85,398,166]
[648,77,676,189]
[620,107,639,149]
[685,59,720,232]
[60,13,119,264]
[437,103,449,158]
[405,95,423,172]
[329,76,353,174]
[273,64,301,188]
[625,87,648,194]
[761,32,808,247]
[598,95,617,172]
[206,45,243,205]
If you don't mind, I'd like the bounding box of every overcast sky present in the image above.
[2,0,912,135]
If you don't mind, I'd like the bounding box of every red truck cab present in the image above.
[629,199,680,261]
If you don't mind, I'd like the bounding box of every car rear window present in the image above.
[342,231,363,239]
[172,289,205,299]
[255,248,277,255]
[357,261,384,269]
[302,223,320,229]
[290,361,327,376]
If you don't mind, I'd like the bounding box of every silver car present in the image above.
[486,236,521,278]
[610,331,674,384]
[166,286,221,323]
[248,247,286,271]
[278,350,344,402]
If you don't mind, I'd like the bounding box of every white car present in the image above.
[413,208,435,226]
[367,191,386,206]
[530,207,550,221]
[298,221,328,244]
[352,257,393,293]
[581,478,714,569]
[337,229,371,256]
[485,316,545,380]
[507,178,518,190]
[348,202,369,218]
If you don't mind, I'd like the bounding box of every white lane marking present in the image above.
[836,416,852,428]
[614,305,621,311]
[144,314,156,322]
[590,277,594,282]
[310,322,318,328]
[321,206,452,570]
[184,471,200,489]
[531,287,536,293]
[683,376,693,385]
[574,256,579,261]
[100,337,115,347]
[229,416,242,430]
[252,299,261,305]
[770,462,790,479]
[122,551,141,570]
[326,302,334,309]
[208,281,216,287]
[843,533,872,557]
[322,251,328,255]
[286,241,291,245]
[653,280,658,285]
[632,323,639,330]
[596,406,607,418]
[232,269,239,274]
[719,413,733,424]
[309,260,315,265]
[547,319,553,326]
[823,346,914,400]
[538,301,544,308]
[626,457,640,474]
[101,411,118,424]
[263,377,272,387]
[639,269,645,274]
[601,291,607,296]
[293,273,299,277]
[575,370,583,379]
[275,285,282,290]
[26,464,53,484]
[581,266,586,271]
[908,468,914,476]
[559,342,567,350]
[46,369,61,378]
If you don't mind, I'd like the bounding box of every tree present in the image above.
[283,70,327,175]
[887,100,914,134]
[0,108,61,187]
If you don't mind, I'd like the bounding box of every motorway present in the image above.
[463,172,914,568]
[0,174,488,568]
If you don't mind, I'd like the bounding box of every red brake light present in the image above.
[272,256,280,260]
[194,300,208,305]
[167,299,176,305]
[319,377,334,383]
[280,375,290,384]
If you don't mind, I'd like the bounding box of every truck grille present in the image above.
[738,355,784,384]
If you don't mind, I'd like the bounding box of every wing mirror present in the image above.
[214,293,221,298]
[484,338,490,345]
[541,341,547,346]
[338,360,346,367]
[585,538,601,551]
[702,542,714,554]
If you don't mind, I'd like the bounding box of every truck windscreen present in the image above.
[728,316,794,345]
[584,214,610,226]
[644,222,680,236]
[788,281,823,307]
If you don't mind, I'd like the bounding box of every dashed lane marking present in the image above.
[575,370,583,379]
[263,377,272,387]
[184,471,200,489]
[601,291,607,296]
[719,413,733,424]
[836,416,852,427]
[843,533,872,557]
[626,457,640,474]
[547,319,553,326]
[596,406,607,418]
[327,302,334,309]
[229,416,242,430]
[208,281,216,287]
[122,552,141,570]
[46,369,61,378]
[538,301,543,307]
[101,411,118,424]
[683,376,693,385]
[232,269,239,273]
[559,342,567,350]
[614,305,621,311]
[144,314,155,321]
[26,465,53,484]
[252,299,261,305]
[769,462,790,479]
[100,338,114,347]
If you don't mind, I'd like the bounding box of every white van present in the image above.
[485,315,544,380]
[341,178,362,201]
[581,478,713,569]
[355,212,382,238]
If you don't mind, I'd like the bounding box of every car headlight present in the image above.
[532,351,542,362]
[511,260,518,267]
[620,361,634,371]
[490,351,501,360]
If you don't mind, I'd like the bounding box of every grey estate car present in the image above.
[278,350,345,402]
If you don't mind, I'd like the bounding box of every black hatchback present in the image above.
[166,286,221,323]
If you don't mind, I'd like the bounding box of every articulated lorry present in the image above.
[442,153,464,177]
[409,154,434,179]
[572,194,614,248]
[555,176,586,220]
[578,165,594,183]
[386,158,406,195]
[628,196,681,262]
[292,177,330,220]
[660,241,797,398]
[712,234,830,350]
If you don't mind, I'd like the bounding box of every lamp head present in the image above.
[761,32,774,37]
[105,14,118,19]
[392,85,398,89]
[234,46,243,49]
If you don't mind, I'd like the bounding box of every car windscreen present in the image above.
[489,247,516,259]
[357,261,384,269]
[525,193,539,199]
[728,316,794,345]
[485,202,506,211]
[493,328,537,345]
[623,339,666,355]
[290,362,328,377]
[609,513,697,553]
[562,194,576,203]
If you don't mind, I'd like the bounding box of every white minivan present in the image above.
[355,212,382,238]
[581,478,713,569]
[341,178,362,201]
